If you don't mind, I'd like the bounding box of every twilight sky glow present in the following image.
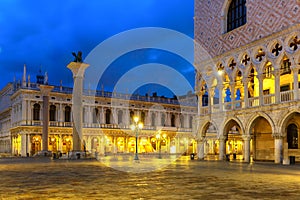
[0,0,194,97]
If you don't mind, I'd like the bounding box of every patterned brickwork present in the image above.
[195,0,300,60]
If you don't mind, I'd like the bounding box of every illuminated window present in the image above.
[280,58,291,75]
[264,64,273,79]
[227,0,247,32]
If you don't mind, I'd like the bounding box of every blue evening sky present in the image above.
[0,0,194,97]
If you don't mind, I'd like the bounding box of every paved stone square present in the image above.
[0,156,300,199]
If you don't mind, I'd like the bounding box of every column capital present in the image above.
[217,84,224,90]
[272,133,284,139]
[196,136,205,143]
[242,77,249,85]
[39,85,54,96]
[257,73,264,80]
[242,135,251,141]
[219,135,226,141]
[291,66,299,72]
[273,69,281,77]
[67,62,90,78]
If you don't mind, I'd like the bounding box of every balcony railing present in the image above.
[263,94,275,105]
[224,102,232,111]
[200,89,298,115]
[281,90,294,102]
[14,83,196,107]
[248,97,259,107]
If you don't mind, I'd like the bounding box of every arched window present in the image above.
[33,103,40,120]
[118,110,123,124]
[93,108,99,123]
[105,109,111,124]
[189,116,193,128]
[287,124,298,149]
[151,113,156,127]
[49,105,56,121]
[130,111,134,124]
[161,113,165,126]
[141,111,145,124]
[65,106,71,122]
[180,114,184,128]
[280,58,291,75]
[227,0,246,32]
[171,114,176,127]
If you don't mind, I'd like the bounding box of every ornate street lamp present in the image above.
[130,116,143,161]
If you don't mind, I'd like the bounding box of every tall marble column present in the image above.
[67,62,90,152]
[39,85,54,155]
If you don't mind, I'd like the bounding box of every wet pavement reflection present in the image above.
[0,156,300,199]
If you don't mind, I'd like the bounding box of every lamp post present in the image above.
[130,116,143,161]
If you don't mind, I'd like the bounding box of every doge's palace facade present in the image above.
[194,0,300,163]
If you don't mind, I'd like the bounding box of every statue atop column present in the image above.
[72,51,83,63]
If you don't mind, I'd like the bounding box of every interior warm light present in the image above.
[130,124,135,131]
[156,133,161,139]
[138,122,143,129]
[134,116,139,123]
[218,70,224,76]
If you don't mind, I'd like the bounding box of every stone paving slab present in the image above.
[0,156,299,199]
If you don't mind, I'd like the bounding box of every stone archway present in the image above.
[223,119,243,160]
[249,116,274,161]
[202,122,218,158]
[280,112,300,163]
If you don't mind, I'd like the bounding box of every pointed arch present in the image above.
[199,120,219,137]
[222,117,244,136]
[278,111,300,136]
[246,112,276,136]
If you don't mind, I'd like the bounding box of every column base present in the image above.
[36,151,52,157]
[283,158,290,165]
[68,151,87,159]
